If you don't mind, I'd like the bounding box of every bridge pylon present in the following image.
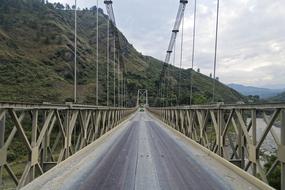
[137,89,148,107]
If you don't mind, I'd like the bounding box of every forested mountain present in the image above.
[0,0,244,106]
[270,92,285,102]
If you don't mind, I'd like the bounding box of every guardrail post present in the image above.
[251,109,257,176]
[164,109,166,124]
[41,111,48,170]
[281,109,285,190]
[237,109,245,169]
[64,110,70,159]
[0,112,5,186]
[218,109,223,156]
[0,113,4,148]
[188,110,193,138]
[29,110,38,181]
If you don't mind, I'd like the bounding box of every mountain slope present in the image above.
[228,83,283,99]
[270,92,285,102]
[0,0,244,106]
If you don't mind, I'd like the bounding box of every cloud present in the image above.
[49,0,285,89]
[180,0,285,88]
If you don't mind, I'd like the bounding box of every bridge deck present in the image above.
[24,112,260,190]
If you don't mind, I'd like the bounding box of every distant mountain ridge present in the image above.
[228,83,284,99]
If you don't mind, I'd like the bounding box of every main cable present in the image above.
[178,13,185,106]
[212,0,220,103]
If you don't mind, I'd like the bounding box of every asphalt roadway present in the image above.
[79,113,226,190]
[23,112,262,190]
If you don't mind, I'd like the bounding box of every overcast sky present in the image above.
[49,0,285,89]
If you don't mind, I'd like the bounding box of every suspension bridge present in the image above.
[0,0,284,190]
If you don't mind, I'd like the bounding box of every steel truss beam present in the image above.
[148,103,285,190]
[137,89,148,107]
[0,102,135,189]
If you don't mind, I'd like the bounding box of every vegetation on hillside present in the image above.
[0,0,244,106]
[263,154,281,190]
[270,92,285,102]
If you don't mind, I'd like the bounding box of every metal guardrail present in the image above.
[0,102,136,189]
[148,103,285,190]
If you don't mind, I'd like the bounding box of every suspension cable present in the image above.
[96,0,99,105]
[212,0,220,103]
[172,40,176,106]
[178,13,185,106]
[121,70,123,107]
[117,54,121,107]
[165,63,169,107]
[113,32,116,107]
[190,0,197,106]
[123,75,127,108]
[74,0,77,103]
[107,18,110,106]
[163,73,166,107]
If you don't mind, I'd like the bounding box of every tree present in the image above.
[193,94,207,104]
[46,2,54,9]
[65,4,70,10]
[54,3,64,10]
[90,6,97,12]
[98,8,104,14]
[197,68,200,73]
[264,155,280,190]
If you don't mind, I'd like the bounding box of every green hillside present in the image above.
[0,0,244,106]
[270,92,285,102]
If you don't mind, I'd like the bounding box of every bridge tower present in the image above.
[137,89,148,107]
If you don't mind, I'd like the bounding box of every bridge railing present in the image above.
[148,103,285,189]
[0,102,136,189]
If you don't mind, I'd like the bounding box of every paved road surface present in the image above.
[24,112,261,190]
